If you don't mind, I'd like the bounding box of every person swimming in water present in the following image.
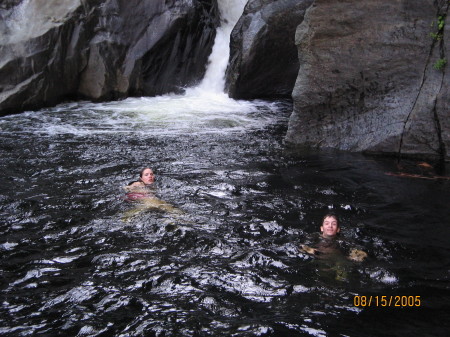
[122,167,181,220]
[124,167,156,201]
[299,213,367,282]
[128,167,155,187]
[300,213,367,262]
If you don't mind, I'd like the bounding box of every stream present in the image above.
[1,0,449,335]
[0,94,449,336]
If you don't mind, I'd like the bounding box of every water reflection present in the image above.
[0,99,449,336]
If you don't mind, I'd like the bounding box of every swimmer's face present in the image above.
[140,168,155,185]
[320,216,340,238]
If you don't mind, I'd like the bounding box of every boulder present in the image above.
[226,0,313,99]
[0,0,219,115]
[285,0,450,164]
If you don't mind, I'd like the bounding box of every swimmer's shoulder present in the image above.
[128,180,144,187]
[299,232,321,254]
[123,181,145,193]
[123,182,156,195]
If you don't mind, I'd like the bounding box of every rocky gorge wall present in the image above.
[1,0,449,165]
[224,0,449,166]
[0,0,218,115]
[284,0,450,166]
[225,0,313,99]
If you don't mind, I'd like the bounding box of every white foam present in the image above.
[0,242,18,250]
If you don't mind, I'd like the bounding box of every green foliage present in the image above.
[433,58,447,71]
[430,32,443,40]
[437,15,445,30]
[430,15,446,41]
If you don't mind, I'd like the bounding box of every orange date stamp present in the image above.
[353,295,421,307]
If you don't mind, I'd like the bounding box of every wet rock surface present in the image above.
[1,0,449,162]
[0,0,218,115]
[226,0,312,99]
[285,0,450,164]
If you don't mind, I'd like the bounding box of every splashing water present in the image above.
[0,0,272,139]
[2,0,250,116]
[59,0,251,133]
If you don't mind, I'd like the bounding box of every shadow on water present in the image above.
[0,99,449,336]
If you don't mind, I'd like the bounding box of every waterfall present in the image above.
[186,0,248,95]
[58,0,260,129]
[1,0,258,131]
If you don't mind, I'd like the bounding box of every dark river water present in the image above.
[0,95,449,337]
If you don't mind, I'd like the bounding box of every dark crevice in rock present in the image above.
[397,2,448,168]
[396,39,435,162]
[397,3,449,165]
[285,0,444,162]
[434,4,449,173]
[435,42,448,172]
[433,104,446,174]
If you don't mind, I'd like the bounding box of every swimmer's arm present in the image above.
[123,184,148,193]
[123,185,134,192]
[299,244,318,255]
[124,181,148,191]
[347,248,368,262]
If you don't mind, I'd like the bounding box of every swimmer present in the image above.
[129,167,155,187]
[122,168,182,221]
[300,213,367,262]
[124,167,155,195]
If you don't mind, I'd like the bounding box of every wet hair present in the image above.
[127,168,153,186]
[322,213,339,226]
[139,167,153,178]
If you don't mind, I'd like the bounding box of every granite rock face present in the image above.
[226,0,313,99]
[1,0,448,164]
[285,0,450,164]
[0,0,218,115]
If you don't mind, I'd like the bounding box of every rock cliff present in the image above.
[1,0,448,164]
[285,0,449,165]
[226,0,313,99]
[0,0,218,115]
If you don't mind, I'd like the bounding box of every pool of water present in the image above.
[0,96,449,336]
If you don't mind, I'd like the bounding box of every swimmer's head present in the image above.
[139,167,155,185]
[320,213,340,238]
